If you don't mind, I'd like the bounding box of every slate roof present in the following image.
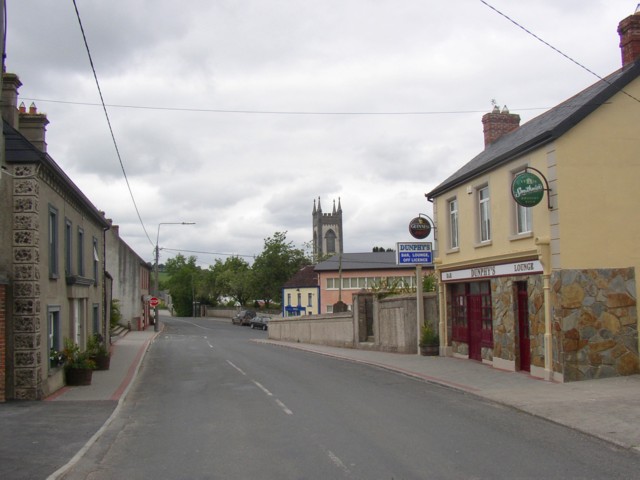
[3,119,109,228]
[282,265,318,288]
[426,59,640,199]
[314,252,414,272]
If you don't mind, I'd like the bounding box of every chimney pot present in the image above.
[18,101,26,113]
[29,102,37,114]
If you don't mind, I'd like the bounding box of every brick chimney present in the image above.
[18,102,49,153]
[618,5,640,67]
[481,105,520,147]
[1,72,22,128]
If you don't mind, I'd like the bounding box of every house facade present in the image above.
[282,265,320,316]
[105,222,152,331]
[315,252,423,314]
[0,72,111,399]
[426,11,640,382]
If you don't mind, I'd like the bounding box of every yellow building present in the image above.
[426,11,640,382]
[282,265,320,316]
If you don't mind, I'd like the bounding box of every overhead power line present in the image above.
[479,0,640,104]
[72,0,154,246]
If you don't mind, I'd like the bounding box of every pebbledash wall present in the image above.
[449,269,637,382]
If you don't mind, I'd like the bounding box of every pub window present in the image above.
[478,186,491,243]
[448,198,459,249]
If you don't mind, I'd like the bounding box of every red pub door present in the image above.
[517,282,530,372]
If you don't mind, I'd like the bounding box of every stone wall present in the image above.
[553,268,638,381]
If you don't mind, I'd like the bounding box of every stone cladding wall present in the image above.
[12,165,43,400]
[552,268,639,382]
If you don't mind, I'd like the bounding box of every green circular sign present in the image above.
[511,172,544,207]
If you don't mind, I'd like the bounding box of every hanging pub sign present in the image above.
[408,216,431,239]
[511,171,545,207]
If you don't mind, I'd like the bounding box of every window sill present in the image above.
[509,232,533,242]
[446,247,460,255]
[474,240,492,249]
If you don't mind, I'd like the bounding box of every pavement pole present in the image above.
[416,264,423,355]
[154,242,160,332]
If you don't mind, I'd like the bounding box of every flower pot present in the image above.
[65,367,93,386]
[420,345,439,356]
[93,355,111,371]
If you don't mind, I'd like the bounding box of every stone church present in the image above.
[312,197,343,261]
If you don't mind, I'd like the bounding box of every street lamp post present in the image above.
[154,222,195,331]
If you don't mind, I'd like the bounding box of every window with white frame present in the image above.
[513,171,532,234]
[307,293,313,307]
[478,186,491,242]
[448,198,459,249]
[93,237,99,284]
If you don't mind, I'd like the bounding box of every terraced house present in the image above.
[426,10,640,382]
[0,72,110,399]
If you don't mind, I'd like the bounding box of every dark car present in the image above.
[232,309,256,326]
[250,315,270,331]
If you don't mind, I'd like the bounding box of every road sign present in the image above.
[396,242,433,265]
[149,297,159,307]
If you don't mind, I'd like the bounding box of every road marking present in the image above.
[327,450,351,475]
[206,340,214,349]
[275,399,293,415]
[226,360,246,376]
[227,360,292,416]
[252,380,273,396]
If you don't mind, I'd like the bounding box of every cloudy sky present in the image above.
[5,0,636,267]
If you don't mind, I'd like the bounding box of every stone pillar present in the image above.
[12,165,43,400]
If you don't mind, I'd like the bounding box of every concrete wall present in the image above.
[268,313,354,348]
[268,293,438,354]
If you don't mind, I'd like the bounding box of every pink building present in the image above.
[315,252,428,313]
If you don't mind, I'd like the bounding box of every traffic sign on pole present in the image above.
[149,297,159,307]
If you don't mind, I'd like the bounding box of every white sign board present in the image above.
[441,260,543,282]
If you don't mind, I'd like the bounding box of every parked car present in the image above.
[232,310,256,326]
[250,315,270,331]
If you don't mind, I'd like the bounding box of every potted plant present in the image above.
[87,333,111,370]
[419,322,439,356]
[62,338,96,386]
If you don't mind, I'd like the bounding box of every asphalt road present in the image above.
[57,317,639,479]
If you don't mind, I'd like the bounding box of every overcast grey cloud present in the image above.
[5,0,635,266]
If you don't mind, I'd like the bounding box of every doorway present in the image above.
[516,282,531,372]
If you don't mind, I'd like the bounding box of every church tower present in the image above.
[312,197,343,261]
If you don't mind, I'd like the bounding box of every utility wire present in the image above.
[18,96,561,116]
[72,0,154,246]
[479,0,640,104]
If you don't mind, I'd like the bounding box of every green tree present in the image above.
[252,231,309,308]
[215,256,253,306]
[164,254,201,316]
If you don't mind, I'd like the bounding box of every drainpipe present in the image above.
[536,236,553,380]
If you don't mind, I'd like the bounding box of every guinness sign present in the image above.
[409,216,431,239]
